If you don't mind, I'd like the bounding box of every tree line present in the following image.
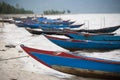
[0,2,34,14]
[43,9,71,15]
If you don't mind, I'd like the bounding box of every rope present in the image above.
[3,35,40,51]
[0,36,38,62]
[15,36,38,46]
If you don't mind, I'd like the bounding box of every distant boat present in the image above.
[0,17,14,23]
[23,23,84,29]
[16,22,84,29]
[21,45,120,79]
[37,17,75,25]
[45,35,120,51]
[15,17,83,29]
[75,25,120,33]
[65,32,120,41]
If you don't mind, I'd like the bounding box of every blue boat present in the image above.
[65,32,120,41]
[20,45,120,79]
[37,17,75,25]
[23,23,84,29]
[16,22,84,29]
[15,17,83,29]
[44,35,120,51]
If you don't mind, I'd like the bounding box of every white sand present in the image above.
[0,23,99,80]
[0,14,120,80]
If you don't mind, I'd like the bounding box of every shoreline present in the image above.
[0,23,102,80]
[1,13,120,80]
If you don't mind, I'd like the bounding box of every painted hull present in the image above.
[25,27,115,36]
[76,25,120,33]
[25,28,67,35]
[20,45,120,79]
[45,35,120,51]
[37,17,75,25]
[66,33,120,41]
[17,23,84,29]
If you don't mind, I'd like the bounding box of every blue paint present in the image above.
[16,22,81,29]
[48,37,120,50]
[67,33,120,41]
[30,52,120,73]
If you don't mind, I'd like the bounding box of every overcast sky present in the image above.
[1,0,120,14]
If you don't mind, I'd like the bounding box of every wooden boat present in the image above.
[25,27,115,36]
[20,45,120,79]
[44,35,120,51]
[37,17,75,25]
[23,23,84,29]
[15,18,83,29]
[16,22,84,29]
[25,28,67,35]
[75,25,120,33]
[41,27,116,35]
[0,18,14,23]
[65,32,120,41]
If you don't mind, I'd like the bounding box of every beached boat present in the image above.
[23,23,84,29]
[37,17,75,25]
[65,32,120,41]
[25,27,115,36]
[16,22,84,29]
[20,45,120,79]
[25,28,67,35]
[75,25,120,33]
[44,35,120,51]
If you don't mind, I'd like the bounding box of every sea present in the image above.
[0,14,120,80]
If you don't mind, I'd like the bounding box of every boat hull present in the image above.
[21,45,120,79]
[17,23,83,29]
[25,28,68,35]
[76,25,120,33]
[66,33,120,41]
[45,35,120,51]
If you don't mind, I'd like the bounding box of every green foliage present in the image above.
[43,9,71,15]
[0,2,34,14]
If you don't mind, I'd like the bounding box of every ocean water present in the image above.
[45,14,120,36]
[0,14,120,80]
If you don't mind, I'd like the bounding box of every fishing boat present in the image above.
[37,17,75,25]
[65,32,120,41]
[25,28,67,35]
[24,23,84,29]
[75,25,120,33]
[44,35,120,51]
[15,17,82,29]
[25,27,115,36]
[16,22,84,29]
[20,45,120,79]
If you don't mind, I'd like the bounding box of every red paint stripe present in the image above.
[21,45,120,65]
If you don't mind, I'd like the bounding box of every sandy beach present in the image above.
[0,14,120,80]
[0,23,102,80]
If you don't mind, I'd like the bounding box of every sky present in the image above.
[0,0,120,14]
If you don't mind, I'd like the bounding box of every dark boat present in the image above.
[25,28,67,35]
[25,28,115,36]
[75,25,120,33]
[21,45,120,79]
